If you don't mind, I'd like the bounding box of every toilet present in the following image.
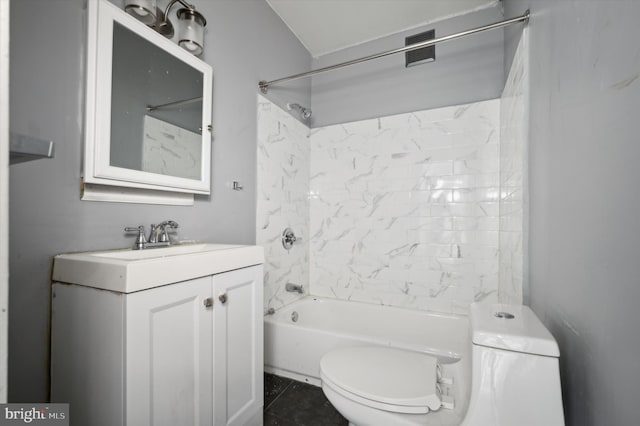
[320,303,565,426]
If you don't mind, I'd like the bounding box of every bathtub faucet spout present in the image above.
[285,283,304,294]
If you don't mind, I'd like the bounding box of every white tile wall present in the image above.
[256,95,310,312]
[257,73,527,315]
[499,29,529,305]
[309,99,501,314]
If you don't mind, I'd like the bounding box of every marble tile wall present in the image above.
[256,95,310,312]
[309,99,501,314]
[499,29,529,305]
[142,115,201,180]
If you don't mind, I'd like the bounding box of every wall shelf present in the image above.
[9,132,55,164]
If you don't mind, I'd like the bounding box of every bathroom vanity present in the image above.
[50,244,264,426]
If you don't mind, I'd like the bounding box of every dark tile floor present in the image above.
[264,373,348,426]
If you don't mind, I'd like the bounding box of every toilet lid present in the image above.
[320,346,441,414]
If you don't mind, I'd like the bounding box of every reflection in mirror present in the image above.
[110,22,204,180]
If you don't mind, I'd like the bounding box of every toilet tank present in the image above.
[461,303,565,426]
[470,303,560,356]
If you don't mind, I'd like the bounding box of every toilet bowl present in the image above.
[320,303,565,426]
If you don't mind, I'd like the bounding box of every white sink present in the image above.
[52,243,264,293]
[88,243,239,259]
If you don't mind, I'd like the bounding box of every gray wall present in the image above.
[503,1,640,425]
[9,0,310,402]
[310,5,505,127]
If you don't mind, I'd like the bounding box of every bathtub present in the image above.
[264,296,469,385]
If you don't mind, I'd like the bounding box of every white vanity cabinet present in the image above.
[51,253,263,426]
[211,267,264,426]
[124,275,214,426]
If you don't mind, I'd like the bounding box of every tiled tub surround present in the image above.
[257,96,310,312]
[309,99,501,314]
[499,29,528,305]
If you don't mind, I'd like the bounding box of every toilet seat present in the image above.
[320,346,442,415]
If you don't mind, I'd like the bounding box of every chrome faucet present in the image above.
[285,282,304,294]
[125,220,179,250]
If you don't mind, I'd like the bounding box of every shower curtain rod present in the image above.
[147,96,203,112]
[259,10,529,94]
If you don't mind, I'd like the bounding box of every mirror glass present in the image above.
[110,22,204,180]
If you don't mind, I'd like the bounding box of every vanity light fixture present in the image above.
[125,0,207,56]
[175,7,206,56]
[124,0,158,25]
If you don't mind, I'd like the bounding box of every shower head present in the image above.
[286,103,312,121]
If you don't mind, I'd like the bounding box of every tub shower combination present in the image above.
[256,12,563,425]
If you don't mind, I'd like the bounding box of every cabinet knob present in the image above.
[218,293,228,304]
[203,297,213,308]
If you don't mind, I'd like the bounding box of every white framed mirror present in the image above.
[83,0,213,199]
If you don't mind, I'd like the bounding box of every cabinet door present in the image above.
[213,266,264,426]
[125,276,213,426]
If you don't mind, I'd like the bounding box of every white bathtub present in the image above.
[264,296,469,385]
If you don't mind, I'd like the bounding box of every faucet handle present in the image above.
[125,225,147,250]
[124,225,145,236]
[282,227,299,250]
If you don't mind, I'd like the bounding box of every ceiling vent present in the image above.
[405,29,435,67]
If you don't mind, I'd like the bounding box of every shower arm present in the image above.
[259,10,529,93]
